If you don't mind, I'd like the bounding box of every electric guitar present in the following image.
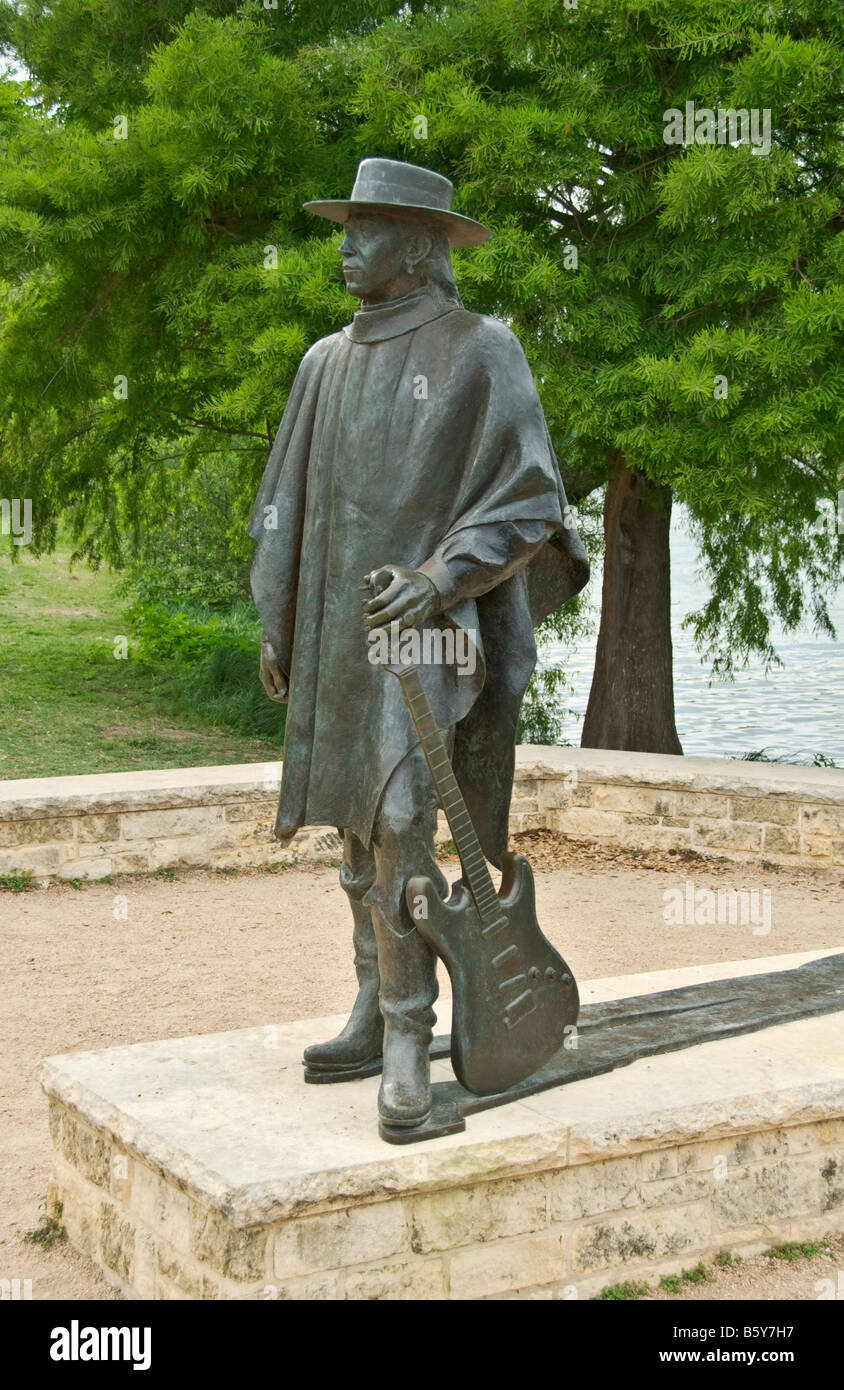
[388,658,579,1096]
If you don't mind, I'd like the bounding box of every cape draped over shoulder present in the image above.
[249,290,589,864]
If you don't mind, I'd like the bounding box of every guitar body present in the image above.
[375,641,580,1105]
[407,850,579,1096]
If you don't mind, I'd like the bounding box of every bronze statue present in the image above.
[249,159,588,1138]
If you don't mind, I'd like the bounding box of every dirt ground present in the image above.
[645,1234,844,1301]
[2,835,843,1302]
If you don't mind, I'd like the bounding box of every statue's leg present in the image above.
[365,738,452,1130]
[302,832,384,1076]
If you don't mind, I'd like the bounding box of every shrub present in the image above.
[128,597,285,742]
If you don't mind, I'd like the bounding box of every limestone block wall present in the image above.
[45,1094,844,1300]
[508,747,844,867]
[0,763,336,883]
[2,748,843,884]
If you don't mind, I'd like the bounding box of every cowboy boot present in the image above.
[372,913,438,1131]
[303,898,384,1079]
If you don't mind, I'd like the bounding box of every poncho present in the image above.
[249,288,588,864]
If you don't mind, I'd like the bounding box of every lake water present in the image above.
[546,510,844,763]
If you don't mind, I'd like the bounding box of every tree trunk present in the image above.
[581,454,683,753]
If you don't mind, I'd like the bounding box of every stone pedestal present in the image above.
[42,950,844,1300]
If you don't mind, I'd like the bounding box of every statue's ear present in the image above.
[406,228,433,269]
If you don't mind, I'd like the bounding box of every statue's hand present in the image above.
[362,565,439,632]
[259,639,289,703]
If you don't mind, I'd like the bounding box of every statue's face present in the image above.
[338,214,430,304]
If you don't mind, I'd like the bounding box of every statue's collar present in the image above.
[344,288,457,343]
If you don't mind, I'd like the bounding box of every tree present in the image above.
[1,0,842,753]
[335,0,844,749]
[0,2,403,566]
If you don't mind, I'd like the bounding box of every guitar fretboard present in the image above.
[397,663,504,930]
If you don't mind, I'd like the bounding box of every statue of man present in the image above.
[249,159,588,1133]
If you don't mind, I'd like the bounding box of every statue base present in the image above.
[374,952,844,1142]
[42,950,844,1300]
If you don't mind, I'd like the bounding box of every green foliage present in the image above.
[0,5,353,566]
[0,0,841,725]
[25,1199,66,1250]
[121,450,254,611]
[0,541,280,779]
[764,1239,831,1262]
[130,599,237,665]
[129,596,286,740]
[660,1262,714,1293]
[517,666,573,744]
[714,1249,742,1269]
[0,866,35,892]
[595,1279,650,1301]
[345,0,844,676]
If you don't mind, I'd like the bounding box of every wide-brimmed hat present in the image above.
[303,157,491,248]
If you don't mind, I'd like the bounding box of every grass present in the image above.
[0,867,35,892]
[25,1200,67,1251]
[593,1236,844,1301]
[763,1239,833,1262]
[714,1248,742,1269]
[0,548,284,779]
[594,1279,651,1301]
[659,1262,713,1294]
[595,1251,735,1301]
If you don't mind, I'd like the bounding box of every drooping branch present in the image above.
[151,406,272,443]
[41,270,125,396]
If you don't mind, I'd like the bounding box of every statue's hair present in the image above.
[414,223,464,308]
[384,214,463,308]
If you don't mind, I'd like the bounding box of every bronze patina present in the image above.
[249,158,589,1138]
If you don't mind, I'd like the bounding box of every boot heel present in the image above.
[378,1111,432,1143]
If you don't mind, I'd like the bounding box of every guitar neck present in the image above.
[396,664,502,928]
